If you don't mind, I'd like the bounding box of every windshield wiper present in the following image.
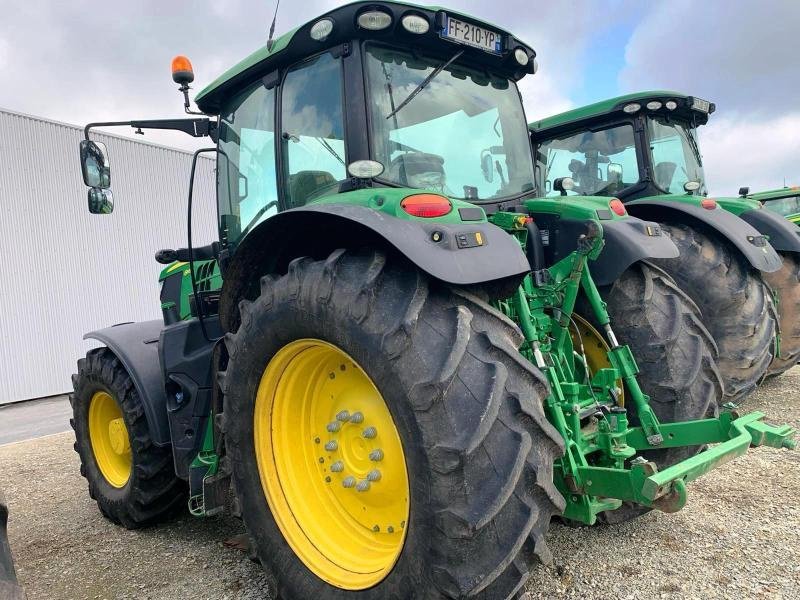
[385,49,464,120]
[316,137,345,166]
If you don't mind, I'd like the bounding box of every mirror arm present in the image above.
[84,118,218,141]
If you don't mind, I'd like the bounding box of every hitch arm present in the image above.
[577,411,795,512]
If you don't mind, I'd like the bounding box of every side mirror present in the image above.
[88,188,114,214]
[79,140,111,189]
[480,151,494,183]
[607,162,623,181]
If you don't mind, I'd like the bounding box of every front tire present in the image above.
[222,250,565,600]
[763,252,800,377]
[654,223,776,401]
[70,348,186,528]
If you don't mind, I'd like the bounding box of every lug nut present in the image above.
[367,469,382,482]
[325,441,338,451]
[350,412,364,424]
[330,461,344,472]
[327,421,342,433]
[369,449,384,461]
[356,480,371,492]
[363,426,377,439]
[342,476,356,488]
[336,410,351,422]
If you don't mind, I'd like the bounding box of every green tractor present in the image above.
[748,186,800,225]
[71,5,796,598]
[530,91,800,391]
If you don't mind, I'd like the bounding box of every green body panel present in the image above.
[308,186,486,224]
[159,260,222,320]
[624,191,762,215]
[714,196,762,216]
[523,195,628,221]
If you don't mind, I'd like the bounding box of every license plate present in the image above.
[441,15,502,55]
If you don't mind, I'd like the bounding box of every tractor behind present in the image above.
[70,5,796,599]
[529,91,800,386]
[749,186,800,225]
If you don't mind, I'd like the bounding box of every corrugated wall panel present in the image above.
[0,108,217,404]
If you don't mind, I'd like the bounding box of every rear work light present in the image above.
[701,198,717,210]
[609,198,626,216]
[401,194,452,218]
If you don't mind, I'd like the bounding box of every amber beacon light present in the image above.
[171,55,195,85]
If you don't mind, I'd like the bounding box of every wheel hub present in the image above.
[108,418,130,455]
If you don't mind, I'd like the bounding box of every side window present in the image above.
[218,83,278,248]
[281,53,347,207]
[538,125,639,197]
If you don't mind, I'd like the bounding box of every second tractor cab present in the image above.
[748,186,800,224]
[530,90,800,390]
[70,5,796,599]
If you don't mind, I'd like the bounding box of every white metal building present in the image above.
[0,108,217,404]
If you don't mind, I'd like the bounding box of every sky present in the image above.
[1,0,797,196]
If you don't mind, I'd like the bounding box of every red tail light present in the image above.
[609,198,626,216]
[400,194,452,218]
[701,198,717,210]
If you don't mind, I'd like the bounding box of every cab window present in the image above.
[280,53,347,207]
[538,124,639,197]
[217,83,278,248]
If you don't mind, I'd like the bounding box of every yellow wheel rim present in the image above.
[255,339,409,590]
[88,390,132,488]
[570,315,625,404]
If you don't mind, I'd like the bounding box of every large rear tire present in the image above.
[580,261,723,524]
[763,252,800,377]
[654,223,776,402]
[222,250,565,600]
[71,348,186,528]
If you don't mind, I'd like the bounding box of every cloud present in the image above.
[619,0,800,196]
[619,0,800,116]
[0,1,618,149]
[700,112,800,196]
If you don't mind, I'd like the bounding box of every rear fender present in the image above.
[527,213,678,287]
[218,204,531,331]
[738,208,800,254]
[626,199,783,272]
[84,321,170,446]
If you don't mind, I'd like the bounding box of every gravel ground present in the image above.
[1,368,798,600]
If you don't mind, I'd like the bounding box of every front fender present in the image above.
[84,321,170,446]
[738,208,800,254]
[626,199,782,273]
[219,204,530,330]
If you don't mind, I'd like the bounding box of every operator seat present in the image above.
[288,170,337,207]
[654,162,677,191]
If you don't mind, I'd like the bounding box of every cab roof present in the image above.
[748,186,800,201]
[195,1,537,114]
[528,90,716,137]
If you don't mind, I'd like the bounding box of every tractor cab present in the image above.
[749,186,800,224]
[530,91,714,201]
